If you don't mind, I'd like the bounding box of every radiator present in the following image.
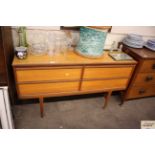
[0,87,14,129]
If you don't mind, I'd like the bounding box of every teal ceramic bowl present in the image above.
[76,27,107,58]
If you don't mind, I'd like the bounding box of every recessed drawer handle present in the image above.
[145,76,153,81]
[152,64,155,69]
[65,73,70,76]
[139,89,146,94]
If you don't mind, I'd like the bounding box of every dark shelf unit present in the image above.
[0,26,17,104]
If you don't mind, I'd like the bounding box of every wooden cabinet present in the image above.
[122,44,155,102]
[12,51,136,117]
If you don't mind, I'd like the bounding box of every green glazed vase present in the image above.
[76,27,107,58]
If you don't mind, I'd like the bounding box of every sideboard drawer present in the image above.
[18,82,79,97]
[83,67,133,79]
[81,79,128,91]
[127,86,155,99]
[16,68,82,83]
[133,73,155,86]
[139,60,155,73]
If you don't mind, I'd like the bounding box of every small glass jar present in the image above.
[30,43,48,56]
[55,37,63,55]
[15,46,27,59]
[55,35,70,56]
[47,33,56,56]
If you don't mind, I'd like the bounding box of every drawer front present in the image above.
[18,82,79,97]
[134,73,155,86]
[83,67,133,79]
[16,68,82,83]
[139,60,155,73]
[127,86,155,99]
[81,79,128,91]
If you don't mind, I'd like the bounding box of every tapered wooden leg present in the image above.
[39,97,44,118]
[119,98,125,106]
[119,91,125,106]
[103,91,112,109]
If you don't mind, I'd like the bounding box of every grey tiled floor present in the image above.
[13,95,155,129]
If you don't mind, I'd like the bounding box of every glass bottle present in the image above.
[18,27,28,47]
[110,41,116,52]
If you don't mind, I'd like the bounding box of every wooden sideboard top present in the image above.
[12,50,137,66]
[124,45,155,59]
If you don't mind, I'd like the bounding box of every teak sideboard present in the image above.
[12,51,137,117]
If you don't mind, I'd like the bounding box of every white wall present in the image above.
[12,26,155,50]
[105,33,155,49]
[111,26,155,37]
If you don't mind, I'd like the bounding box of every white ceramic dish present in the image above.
[144,44,155,51]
